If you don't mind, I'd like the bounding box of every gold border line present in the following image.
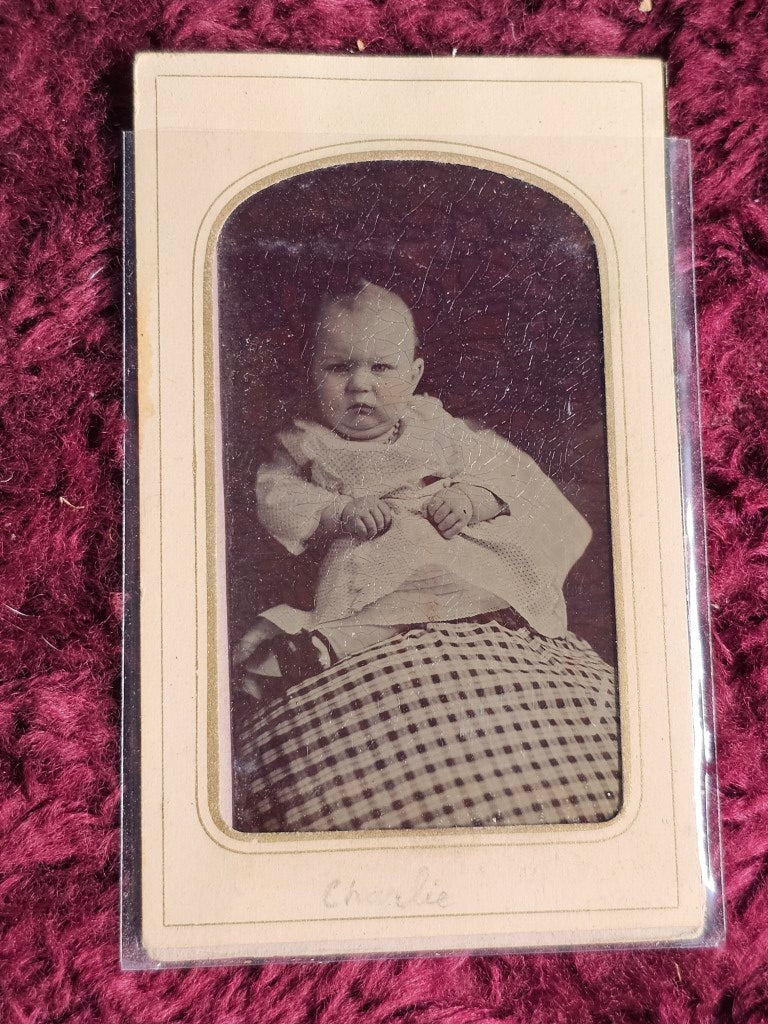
[196,143,634,843]
[197,143,637,853]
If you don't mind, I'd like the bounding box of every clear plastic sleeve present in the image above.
[121,130,724,968]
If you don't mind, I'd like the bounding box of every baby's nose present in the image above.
[347,367,374,391]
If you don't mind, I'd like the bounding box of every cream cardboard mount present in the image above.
[126,52,722,965]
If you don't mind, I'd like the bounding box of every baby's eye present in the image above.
[372,363,394,373]
[327,363,350,373]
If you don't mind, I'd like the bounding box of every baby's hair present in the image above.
[305,279,421,360]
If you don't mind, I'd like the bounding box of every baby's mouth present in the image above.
[347,402,376,417]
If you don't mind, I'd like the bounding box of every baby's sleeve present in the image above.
[256,446,338,556]
[450,419,593,590]
[443,414,522,508]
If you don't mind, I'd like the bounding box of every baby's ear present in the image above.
[410,357,425,390]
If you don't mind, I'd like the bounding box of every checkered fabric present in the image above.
[232,620,621,831]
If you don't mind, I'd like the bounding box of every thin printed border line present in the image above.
[147,75,682,929]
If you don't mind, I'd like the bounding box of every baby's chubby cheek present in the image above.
[312,383,342,422]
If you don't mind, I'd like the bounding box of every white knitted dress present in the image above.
[255,396,592,637]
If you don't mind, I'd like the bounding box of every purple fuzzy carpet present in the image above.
[1,1,768,1021]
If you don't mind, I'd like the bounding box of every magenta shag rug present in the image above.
[2,1,768,1021]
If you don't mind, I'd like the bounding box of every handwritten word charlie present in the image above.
[323,867,450,912]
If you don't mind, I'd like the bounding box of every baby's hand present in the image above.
[424,486,473,539]
[340,495,393,540]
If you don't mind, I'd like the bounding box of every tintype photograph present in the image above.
[217,159,621,833]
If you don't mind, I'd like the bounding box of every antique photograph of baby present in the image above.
[217,160,621,833]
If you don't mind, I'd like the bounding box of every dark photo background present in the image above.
[216,159,617,665]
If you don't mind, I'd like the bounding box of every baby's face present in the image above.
[310,304,424,441]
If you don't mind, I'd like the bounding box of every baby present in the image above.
[237,281,592,689]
